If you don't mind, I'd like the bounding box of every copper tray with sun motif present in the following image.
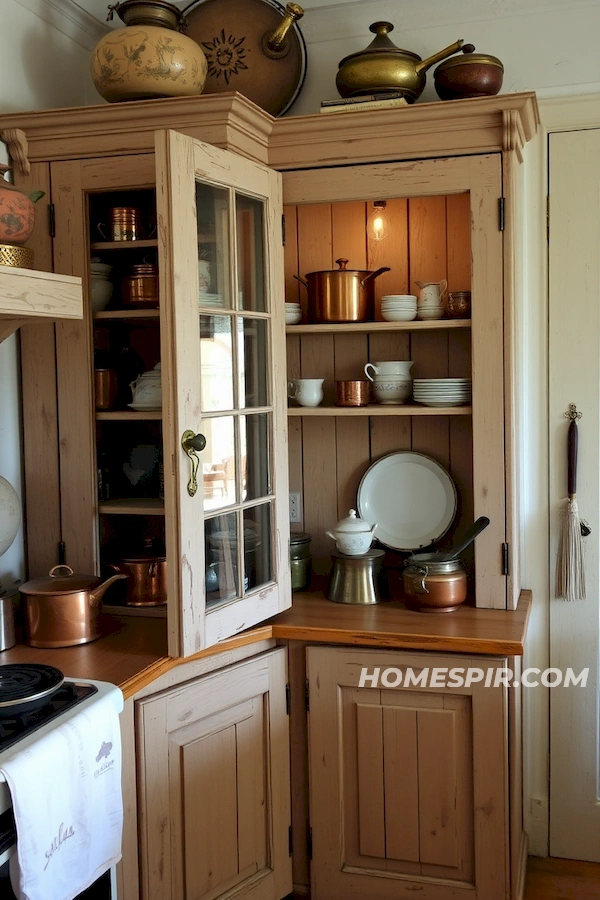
[182,0,307,116]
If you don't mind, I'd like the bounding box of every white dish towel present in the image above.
[0,691,123,900]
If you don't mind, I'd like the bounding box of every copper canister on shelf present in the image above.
[108,206,141,241]
[121,263,159,308]
[94,368,117,410]
[335,379,370,407]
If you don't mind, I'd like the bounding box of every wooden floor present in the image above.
[290,857,600,899]
[525,857,600,899]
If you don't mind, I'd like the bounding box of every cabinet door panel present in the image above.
[137,648,291,900]
[155,130,290,657]
[307,647,507,900]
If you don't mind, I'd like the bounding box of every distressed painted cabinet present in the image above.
[306,646,515,900]
[136,648,291,900]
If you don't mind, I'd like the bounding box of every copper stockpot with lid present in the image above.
[295,258,390,323]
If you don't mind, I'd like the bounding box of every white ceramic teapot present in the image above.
[129,362,162,410]
[327,509,376,556]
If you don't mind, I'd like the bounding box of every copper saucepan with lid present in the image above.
[20,565,127,647]
[295,258,390,323]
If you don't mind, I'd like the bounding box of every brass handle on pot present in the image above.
[182,430,206,498]
[263,3,304,58]
[49,565,74,577]
[360,266,391,287]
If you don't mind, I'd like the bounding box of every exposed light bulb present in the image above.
[368,200,388,242]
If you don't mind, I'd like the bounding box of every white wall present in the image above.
[0,0,96,591]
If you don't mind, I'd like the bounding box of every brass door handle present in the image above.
[181,430,206,497]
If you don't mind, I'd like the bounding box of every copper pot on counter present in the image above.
[106,540,167,606]
[294,258,390,323]
[20,565,127,648]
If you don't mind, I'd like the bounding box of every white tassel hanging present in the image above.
[556,496,586,601]
[555,405,586,601]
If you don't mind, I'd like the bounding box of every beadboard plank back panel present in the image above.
[285,196,473,583]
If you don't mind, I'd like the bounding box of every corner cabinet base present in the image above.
[136,648,292,900]
[307,647,512,900]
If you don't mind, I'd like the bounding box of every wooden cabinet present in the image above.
[306,646,511,900]
[0,265,82,342]
[1,106,291,658]
[135,647,291,900]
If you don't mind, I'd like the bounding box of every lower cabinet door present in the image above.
[307,647,509,900]
[137,648,292,900]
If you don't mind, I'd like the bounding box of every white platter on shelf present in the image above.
[357,451,457,551]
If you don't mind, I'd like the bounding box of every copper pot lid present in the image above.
[435,45,503,71]
[305,258,377,278]
[20,565,101,596]
[338,22,422,68]
[126,263,158,275]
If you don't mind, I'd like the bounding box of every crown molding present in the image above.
[13,0,108,51]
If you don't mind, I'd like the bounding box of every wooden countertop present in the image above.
[0,591,531,697]
[269,590,531,657]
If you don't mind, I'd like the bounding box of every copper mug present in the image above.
[94,368,117,410]
[335,379,370,407]
[98,207,142,242]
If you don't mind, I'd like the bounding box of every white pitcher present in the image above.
[416,279,447,308]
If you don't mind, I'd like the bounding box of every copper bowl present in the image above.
[434,47,503,101]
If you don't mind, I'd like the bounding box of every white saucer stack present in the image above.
[381,294,417,322]
[413,378,472,407]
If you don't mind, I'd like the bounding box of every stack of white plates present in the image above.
[199,292,223,308]
[381,294,417,322]
[413,378,472,407]
[417,305,444,321]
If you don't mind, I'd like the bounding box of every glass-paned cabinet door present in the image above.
[156,130,290,657]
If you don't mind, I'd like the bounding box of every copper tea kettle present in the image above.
[336,22,464,103]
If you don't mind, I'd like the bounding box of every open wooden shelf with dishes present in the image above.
[284,190,487,605]
[87,188,167,618]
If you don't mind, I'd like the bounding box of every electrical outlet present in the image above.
[289,492,302,523]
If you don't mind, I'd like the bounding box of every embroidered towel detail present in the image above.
[0,690,123,900]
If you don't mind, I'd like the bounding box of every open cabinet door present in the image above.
[156,130,290,657]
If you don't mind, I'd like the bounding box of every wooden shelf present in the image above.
[103,603,167,618]
[0,266,82,342]
[286,319,471,335]
[288,404,472,417]
[90,239,158,250]
[93,308,159,320]
[96,410,162,421]
[99,498,164,515]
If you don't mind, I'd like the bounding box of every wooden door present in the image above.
[549,127,600,860]
[136,647,292,900]
[307,646,508,899]
[283,154,508,609]
[155,131,290,656]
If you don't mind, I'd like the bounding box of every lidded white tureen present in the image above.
[326,509,376,556]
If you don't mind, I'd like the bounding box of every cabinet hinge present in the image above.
[546,195,550,243]
[498,197,505,232]
[502,542,510,576]
[308,826,313,860]
[48,203,56,238]
[288,824,293,856]
[304,678,310,712]
[285,682,291,715]
[282,213,286,246]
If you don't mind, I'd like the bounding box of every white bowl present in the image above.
[285,302,301,309]
[382,309,418,322]
[382,294,417,301]
[285,310,302,324]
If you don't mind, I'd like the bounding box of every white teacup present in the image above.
[288,378,324,407]
[365,360,413,380]
[372,377,412,405]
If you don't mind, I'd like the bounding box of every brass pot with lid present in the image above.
[433,45,504,101]
[335,22,464,103]
[122,262,159,308]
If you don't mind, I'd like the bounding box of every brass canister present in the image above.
[0,242,34,269]
[122,263,159,308]
[327,548,384,604]
[109,206,141,241]
[94,368,117,410]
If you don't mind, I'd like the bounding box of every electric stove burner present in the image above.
[0,681,98,754]
[0,664,64,709]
